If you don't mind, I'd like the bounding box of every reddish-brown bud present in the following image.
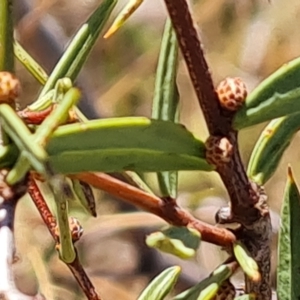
[0,72,21,104]
[205,136,233,166]
[216,77,247,111]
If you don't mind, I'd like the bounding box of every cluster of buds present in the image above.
[205,136,233,167]
[216,77,247,112]
[0,71,21,105]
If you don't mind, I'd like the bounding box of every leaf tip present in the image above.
[103,25,119,39]
[251,270,262,282]
[173,265,182,273]
[287,164,295,182]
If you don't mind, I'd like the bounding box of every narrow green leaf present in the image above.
[277,167,300,300]
[0,117,211,182]
[146,226,201,259]
[234,56,300,129]
[49,175,75,263]
[104,0,144,38]
[14,46,88,123]
[122,171,155,195]
[137,266,181,300]
[0,0,14,146]
[247,113,300,185]
[233,242,260,282]
[71,179,97,217]
[14,40,48,85]
[49,150,209,174]
[46,118,213,174]
[173,264,233,300]
[152,19,179,121]
[0,0,14,71]
[13,44,151,193]
[48,118,205,155]
[39,0,117,98]
[157,171,178,198]
[152,18,179,198]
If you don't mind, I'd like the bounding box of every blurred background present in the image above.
[11,0,300,299]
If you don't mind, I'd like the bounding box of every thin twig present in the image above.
[72,172,236,247]
[163,0,229,136]
[163,0,254,213]
[28,176,57,239]
[68,252,100,300]
[27,177,101,300]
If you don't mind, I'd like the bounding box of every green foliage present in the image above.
[173,264,233,300]
[71,180,96,217]
[233,242,260,282]
[50,174,76,263]
[152,18,179,198]
[146,226,201,259]
[277,167,300,300]
[39,0,117,98]
[137,266,181,300]
[234,57,300,129]
[247,113,300,185]
[46,118,211,173]
[14,41,48,85]
[0,117,212,174]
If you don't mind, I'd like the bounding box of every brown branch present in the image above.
[163,0,230,136]
[27,177,101,300]
[27,176,57,239]
[72,172,236,247]
[163,1,272,299]
[68,252,100,300]
[163,0,254,214]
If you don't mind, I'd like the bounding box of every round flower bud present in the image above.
[216,77,247,111]
[0,71,21,104]
[54,217,83,244]
[205,136,233,166]
[69,216,84,242]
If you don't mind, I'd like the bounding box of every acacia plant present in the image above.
[0,1,300,299]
